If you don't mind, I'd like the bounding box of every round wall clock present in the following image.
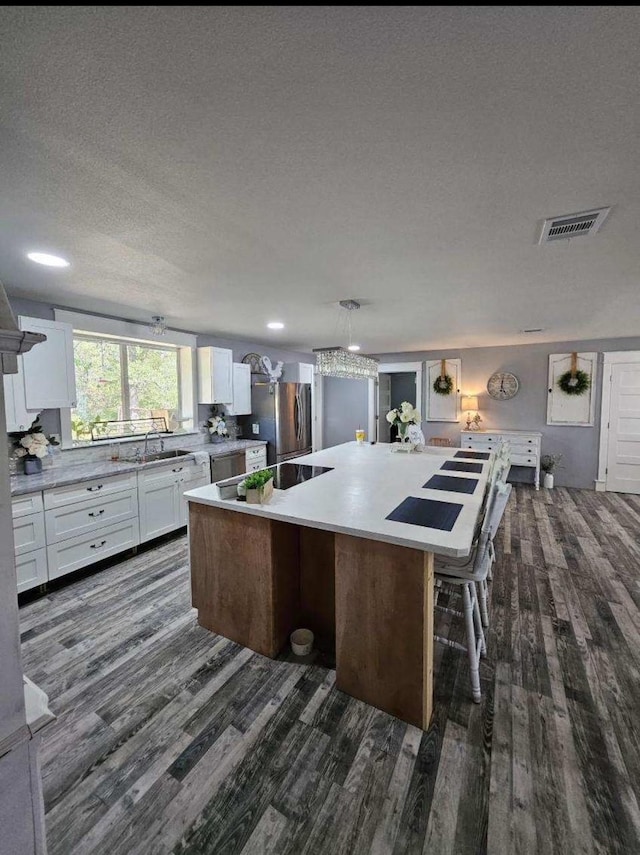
[487,372,520,400]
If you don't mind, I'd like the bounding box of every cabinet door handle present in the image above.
[172,466,183,473]
[87,484,104,492]
[90,540,107,549]
[88,509,105,517]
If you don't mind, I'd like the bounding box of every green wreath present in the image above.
[433,374,453,395]
[558,369,590,396]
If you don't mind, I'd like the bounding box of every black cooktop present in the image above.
[267,463,334,490]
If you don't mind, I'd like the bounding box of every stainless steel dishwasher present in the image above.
[210,451,246,483]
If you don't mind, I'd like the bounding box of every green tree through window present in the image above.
[71,335,180,441]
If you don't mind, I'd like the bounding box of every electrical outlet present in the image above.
[252,423,260,435]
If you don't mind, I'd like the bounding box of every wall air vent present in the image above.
[539,207,610,244]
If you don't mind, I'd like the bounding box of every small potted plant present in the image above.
[540,453,563,489]
[243,468,274,504]
[10,418,59,475]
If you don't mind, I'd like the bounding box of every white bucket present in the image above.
[290,628,314,656]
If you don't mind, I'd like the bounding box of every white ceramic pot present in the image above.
[290,628,314,656]
[544,472,554,489]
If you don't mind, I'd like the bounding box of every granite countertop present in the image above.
[10,439,267,496]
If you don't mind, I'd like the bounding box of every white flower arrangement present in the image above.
[386,402,421,440]
[208,415,228,437]
[11,418,59,459]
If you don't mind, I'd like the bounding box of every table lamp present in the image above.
[461,395,482,430]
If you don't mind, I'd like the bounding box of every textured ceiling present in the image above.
[0,6,639,352]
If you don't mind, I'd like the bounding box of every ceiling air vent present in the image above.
[539,207,610,244]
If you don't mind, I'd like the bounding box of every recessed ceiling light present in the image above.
[267,321,284,330]
[347,344,361,351]
[27,251,70,268]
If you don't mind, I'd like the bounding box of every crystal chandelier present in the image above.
[149,315,167,336]
[313,300,378,380]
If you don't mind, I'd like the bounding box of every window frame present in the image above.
[55,310,197,449]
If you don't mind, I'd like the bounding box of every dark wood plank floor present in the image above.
[19,486,640,854]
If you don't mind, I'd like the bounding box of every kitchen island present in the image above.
[185,442,492,729]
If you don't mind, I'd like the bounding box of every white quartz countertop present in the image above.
[185,442,492,558]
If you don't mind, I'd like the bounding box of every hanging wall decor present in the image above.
[547,351,597,426]
[426,358,461,421]
[557,351,591,396]
[433,359,454,395]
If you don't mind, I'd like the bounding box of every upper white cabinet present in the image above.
[3,358,39,432]
[226,362,252,416]
[197,346,234,404]
[283,362,314,384]
[19,316,76,409]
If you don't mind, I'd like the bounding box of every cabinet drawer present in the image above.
[16,548,48,594]
[12,493,44,520]
[510,440,540,453]
[138,459,197,489]
[13,512,46,555]
[44,472,137,510]
[247,461,266,473]
[246,446,267,460]
[45,490,138,544]
[511,453,538,467]
[47,518,140,581]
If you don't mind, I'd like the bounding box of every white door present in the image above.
[606,362,640,493]
[377,374,391,442]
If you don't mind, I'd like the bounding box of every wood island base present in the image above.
[189,502,434,729]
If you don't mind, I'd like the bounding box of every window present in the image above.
[70,334,190,442]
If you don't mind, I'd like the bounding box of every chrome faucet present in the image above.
[142,430,162,460]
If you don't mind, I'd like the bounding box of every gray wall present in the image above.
[373,336,640,489]
[322,377,369,448]
[8,297,312,440]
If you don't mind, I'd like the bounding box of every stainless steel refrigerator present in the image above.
[250,382,312,465]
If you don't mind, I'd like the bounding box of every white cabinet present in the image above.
[245,445,267,472]
[138,458,210,541]
[12,494,47,593]
[47,519,140,580]
[226,363,252,416]
[15,549,48,594]
[461,429,542,490]
[18,316,76,409]
[283,362,314,384]
[3,358,40,432]
[197,346,234,404]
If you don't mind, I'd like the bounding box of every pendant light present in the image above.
[313,300,378,380]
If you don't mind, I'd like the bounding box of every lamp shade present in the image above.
[461,395,479,412]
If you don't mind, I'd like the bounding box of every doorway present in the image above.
[374,362,423,443]
[597,352,640,493]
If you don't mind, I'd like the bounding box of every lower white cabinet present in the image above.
[14,455,212,592]
[15,548,48,594]
[45,489,138,544]
[138,458,210,542]
[13,512,46,556]
[47,519,140,580]
[245,445,267,472]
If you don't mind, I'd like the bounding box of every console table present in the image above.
[461,429,542,490]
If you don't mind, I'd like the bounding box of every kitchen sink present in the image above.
[122,449,192,463]
[143,449,191,462]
